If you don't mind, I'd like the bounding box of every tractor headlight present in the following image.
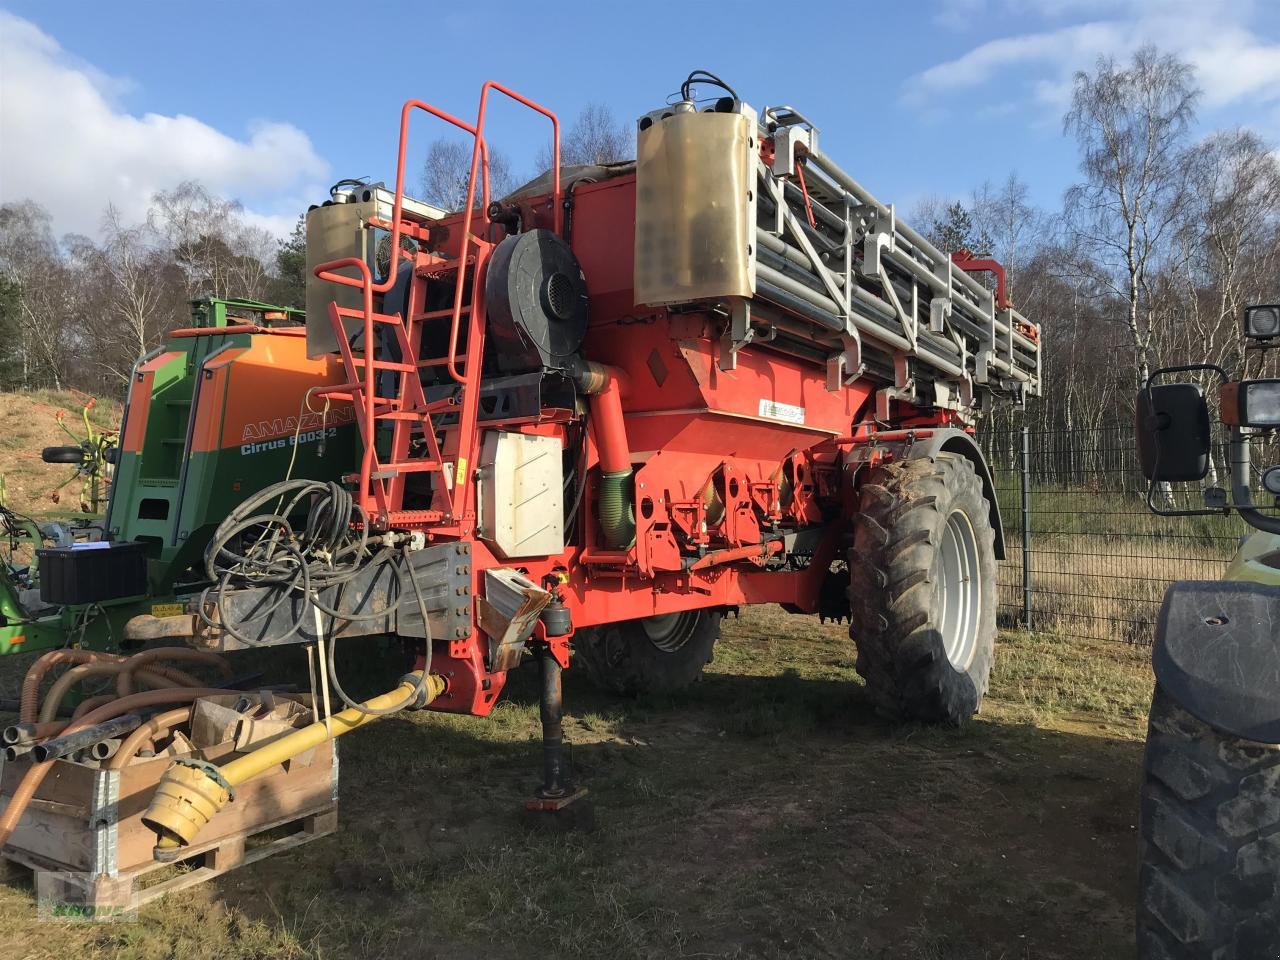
[1244,304,1280,340]
[1264,465,1280,497]
[1221,379,1280,428]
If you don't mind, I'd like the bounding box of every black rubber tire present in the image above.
[41,445,84,465]
[1136,685,1280,959]
[572,610,720,696]
[848,453,997,724]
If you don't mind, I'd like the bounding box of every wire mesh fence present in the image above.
[979,421,1271,644]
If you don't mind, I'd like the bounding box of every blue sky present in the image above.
[2,1,1279,239]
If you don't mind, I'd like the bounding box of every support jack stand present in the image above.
[521,645,594,833]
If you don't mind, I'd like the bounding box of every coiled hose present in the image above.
[197,479,429,714]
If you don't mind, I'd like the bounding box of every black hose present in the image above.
[324,544,431,716]
[199,481,436,714]
[197,481,376,646]
[680,70,739,103]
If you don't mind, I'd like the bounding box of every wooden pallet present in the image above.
[0,805,337,912]
[0,737,339,912]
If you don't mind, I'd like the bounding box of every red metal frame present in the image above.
[306,87,971,718]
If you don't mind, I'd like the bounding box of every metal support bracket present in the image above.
[825,332,865,392]
[781,205,848,318]
[771,124,815,177]
[764,172,785,235]
[719,299,753,372]
[860,205,896,279]
[879,264,916,350]
[929,296,951,333]
[876,384,915,424]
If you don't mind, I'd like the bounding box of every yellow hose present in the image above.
[143,672,444,857]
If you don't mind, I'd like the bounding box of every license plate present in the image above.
[150,602,185,619]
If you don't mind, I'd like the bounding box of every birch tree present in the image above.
[1064,46,1198,385]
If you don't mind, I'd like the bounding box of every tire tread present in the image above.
[1137,686,1280,959]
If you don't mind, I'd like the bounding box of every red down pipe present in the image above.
[572,361,634,548]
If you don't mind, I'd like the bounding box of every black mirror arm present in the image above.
[1228,426,1280,535]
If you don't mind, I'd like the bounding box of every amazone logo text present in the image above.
[240,405,355,443]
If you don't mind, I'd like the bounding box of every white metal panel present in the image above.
[479,432,564,559]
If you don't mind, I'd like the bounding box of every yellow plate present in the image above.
[150,602,185,619]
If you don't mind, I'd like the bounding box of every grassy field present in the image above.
[0,607,1153,960]
[0,390,122,519]
[998,531,1235,643]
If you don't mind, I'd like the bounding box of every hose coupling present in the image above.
[400,672,448,710]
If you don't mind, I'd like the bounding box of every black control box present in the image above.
[37,542,148,605]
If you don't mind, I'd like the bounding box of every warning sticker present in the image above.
[758,399,805,425]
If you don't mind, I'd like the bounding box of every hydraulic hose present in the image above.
[197,480,378,647]
[19,650,124,723]
[0,687,239,849]
[144,671,446,857]
[115,648,233,697]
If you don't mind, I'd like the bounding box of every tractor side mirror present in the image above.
[1136,382,1211,482]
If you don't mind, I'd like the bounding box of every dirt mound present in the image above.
[0,389,123,518]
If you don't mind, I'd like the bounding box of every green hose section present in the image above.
[598,470,636,550]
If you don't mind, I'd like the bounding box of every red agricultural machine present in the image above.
[0,72,1040,858]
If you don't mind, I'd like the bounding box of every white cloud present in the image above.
[909,1,1280,131]
[0,12,328,239]
[909,22,1124,96]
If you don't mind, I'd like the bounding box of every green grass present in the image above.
[0,608,1152,960]
[989,470,1248,548]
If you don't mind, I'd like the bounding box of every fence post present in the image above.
[1019,424,1033,630]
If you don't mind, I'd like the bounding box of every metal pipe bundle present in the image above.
[749,121,1042,401]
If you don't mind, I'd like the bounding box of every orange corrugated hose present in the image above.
[69,694,116,720]
[115,648,233,696]
[37,662,205,723]
[19,650,124,723]
[0,687,236,848]
[105,707,192,771]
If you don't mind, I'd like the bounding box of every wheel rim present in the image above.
[641,612,699,653]
[937,509,982,671]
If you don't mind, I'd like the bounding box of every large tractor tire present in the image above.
[848,453,997,724]
[572,610,721,696]
[1138,687,1280,958]
[1136,580,1280,960]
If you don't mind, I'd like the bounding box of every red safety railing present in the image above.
[447,81,562,384]
[311,83,561,530]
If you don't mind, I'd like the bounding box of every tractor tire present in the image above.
[41,446,84,465]
[1136,685,1280,959]
[848,453,997,724]
[572,610,720,696]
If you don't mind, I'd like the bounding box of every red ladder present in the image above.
[313,84,560,533]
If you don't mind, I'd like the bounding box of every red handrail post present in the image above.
[313,257,377,520]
